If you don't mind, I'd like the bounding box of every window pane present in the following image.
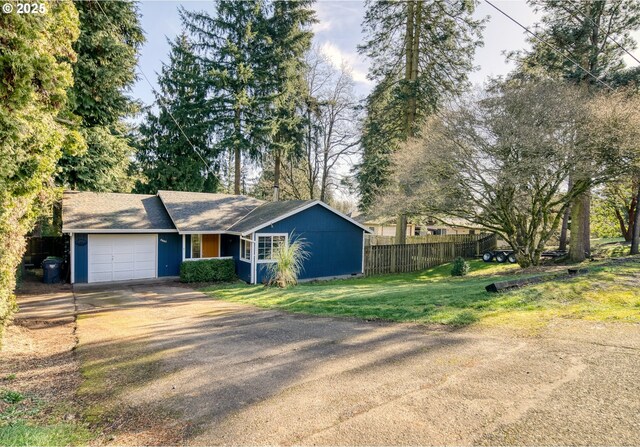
[258,236,271,260]
[273,236,285,253]
[241,239,251,260]
[192,235,201,258]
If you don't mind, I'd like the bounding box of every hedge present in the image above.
[179,258,236,283]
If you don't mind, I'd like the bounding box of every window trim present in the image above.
[191,234,202,259]
[240,235,253,263]
[255,233,288,263]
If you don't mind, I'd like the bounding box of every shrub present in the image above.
[266,236,309,288]
[180,259,236,283]
[451,257,470,276]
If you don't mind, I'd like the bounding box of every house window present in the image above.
[257,234,287,262]
[191,234,202,258]
[240,238,252,261]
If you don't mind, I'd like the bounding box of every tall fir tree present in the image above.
[135,34,219,194]
[265,1,316,200]
[182,0,272,195]
[510,0,640,261]
[56,0,144,192]
[355,0,484,241]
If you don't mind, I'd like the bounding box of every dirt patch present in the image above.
[0,316,81,427]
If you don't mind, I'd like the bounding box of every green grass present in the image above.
[0,388,93,447]
[0,421,92,447]
[202,259,640,330]
[591,237,631,258]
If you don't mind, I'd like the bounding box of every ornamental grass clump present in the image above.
[451,256,470,276]
[266,236,309,288]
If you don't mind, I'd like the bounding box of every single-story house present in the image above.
[62,190,371,285]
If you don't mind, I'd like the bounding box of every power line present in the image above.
[484,0,616,90]
[93,0,214,175]
[559,1,640,66]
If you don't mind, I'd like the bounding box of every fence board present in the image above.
[364,234,497,276]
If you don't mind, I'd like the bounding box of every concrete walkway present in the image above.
[72,284,640,445]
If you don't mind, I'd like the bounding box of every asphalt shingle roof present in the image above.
[228,200,313,234]
[62,191,176,231]
[158,190,265,232]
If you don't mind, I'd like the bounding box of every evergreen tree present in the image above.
[356,0,484,241]
[182,0,272,195]
[265,1,315,199]
[265,1,316,200]
[0,0,82,336]
[510,0,640,261]
[56,0,144,192]
[135,34,219,194]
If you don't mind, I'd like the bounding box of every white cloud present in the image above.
[312,20,333,34]
[319,41,372,86]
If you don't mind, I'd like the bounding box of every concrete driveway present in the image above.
[73,284,640,445]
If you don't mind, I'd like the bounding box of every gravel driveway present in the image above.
[74,284,640,445]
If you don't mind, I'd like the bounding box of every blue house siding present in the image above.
[220,234,251,282]
[158,233,181,277]
[184,234,191,259]
[254,204,364,284]
[74,234,88,283]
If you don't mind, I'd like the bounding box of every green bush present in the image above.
[180,259,236,283]
[451,257,470,276]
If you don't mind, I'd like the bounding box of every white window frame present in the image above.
[240,235,253,263]
[255,233,288,264]
[191,234,202,259]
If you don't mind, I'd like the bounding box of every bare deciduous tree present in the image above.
[261,48,361,204]
[378,81,630,267]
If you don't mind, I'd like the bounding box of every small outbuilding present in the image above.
[62,190,371,285]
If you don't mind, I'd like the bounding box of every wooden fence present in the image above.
[365,233,490,246]
[363,233,497,276]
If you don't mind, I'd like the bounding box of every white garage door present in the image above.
[88,234,157,283]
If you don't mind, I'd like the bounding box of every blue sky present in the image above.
[133,1,640,105]
[132,0,544,105]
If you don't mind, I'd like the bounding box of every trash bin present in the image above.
[42,256,63,284]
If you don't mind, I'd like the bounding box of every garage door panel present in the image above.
[91,272,114,283]
[134,260,155,270]
[89,234,157,283]
[91,254,113,264]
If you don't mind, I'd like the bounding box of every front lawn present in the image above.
[202,259,640,329]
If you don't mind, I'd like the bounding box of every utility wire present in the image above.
[559,1,640,66]
[484,0,616,91]
[94,0,214,175]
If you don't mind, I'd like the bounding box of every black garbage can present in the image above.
[42,256,63,284]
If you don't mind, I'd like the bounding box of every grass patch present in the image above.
[0,421,92,447]
[0,390,93,447]
[202,259,640,329]
[0,390,24,405]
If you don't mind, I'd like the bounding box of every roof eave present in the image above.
[240,200,373,236]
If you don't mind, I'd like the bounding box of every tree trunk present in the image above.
[631,183,640,255]
[407,0,421,138]
[403,0,414,137]
[569,193,588,262]
[583,190,591,256]
[559,206,570,251]
[395,214,407,245]
[234,109,241,195]
[613,207,631,241]
[273,148,281,201]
